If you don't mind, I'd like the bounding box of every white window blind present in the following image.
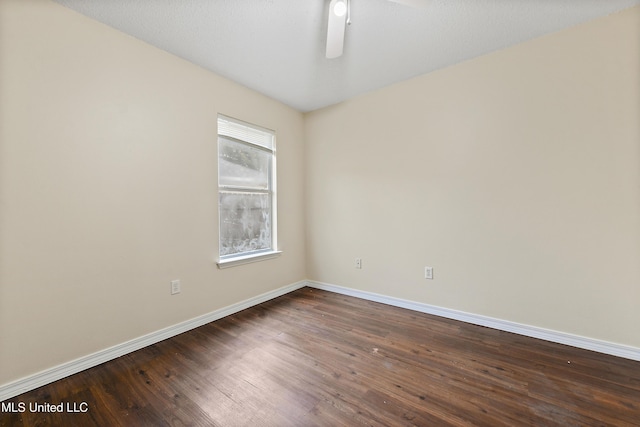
[218,115,274,150]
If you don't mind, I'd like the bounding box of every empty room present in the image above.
[1,0,639,425]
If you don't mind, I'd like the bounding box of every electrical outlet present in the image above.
[171,279,181,295]
[355,258,362,269]
[425,267,434,280]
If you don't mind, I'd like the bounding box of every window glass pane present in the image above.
[218,137,270,189]
[219,192,271,257]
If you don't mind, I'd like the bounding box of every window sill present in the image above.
[216,251,282,269]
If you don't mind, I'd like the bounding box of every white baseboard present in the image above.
[305,280,640,362]
[3,279,637,402]
[0,281,307,402]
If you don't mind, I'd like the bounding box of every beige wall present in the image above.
[0,0,305,385]
[305,7,640,348]
[1,0,638,390]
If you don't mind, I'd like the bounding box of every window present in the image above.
[217,115,278,267]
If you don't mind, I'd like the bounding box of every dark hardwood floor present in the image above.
[2,287,639,426]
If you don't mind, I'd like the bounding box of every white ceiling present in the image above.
[53,0,639,112]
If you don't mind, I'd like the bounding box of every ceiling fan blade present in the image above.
[326,0,347,59]
[387,0,429,8]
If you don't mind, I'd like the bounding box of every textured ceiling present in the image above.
[53,0,640,112]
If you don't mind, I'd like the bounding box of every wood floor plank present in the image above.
[2,287,639,426]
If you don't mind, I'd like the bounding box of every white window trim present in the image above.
[217,114,279,266]
[216,250,282,269]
